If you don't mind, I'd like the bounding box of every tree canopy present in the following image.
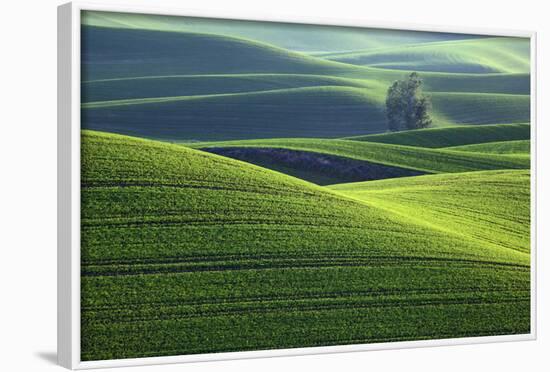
[386,72,432,131]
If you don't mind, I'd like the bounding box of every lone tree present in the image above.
[385,72,432,131]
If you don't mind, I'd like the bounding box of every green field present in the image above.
[80,12,532,362]
[328,170,530,253]
[319,37,530,73]
[202,147,426,185]
[82,87,388,140]
[82,10,482,52]
[193,137,529,174]
[81,23,530,141]
[81,74,380,102]
[430,92,530,126]
[82,89,529,141]
[447,140,530,154]
[345,123,530,148]
[81,26,369,81]
[81,131,530,361]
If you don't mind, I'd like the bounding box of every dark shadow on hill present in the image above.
[203,147,426,185]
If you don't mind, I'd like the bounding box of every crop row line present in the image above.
[82,296,530,325]
[80,218,373,230]
[82,287,529,311]
[81,252,528,266]
[81,325,529,362]
[81,180,321,198]
[81,256,529,276]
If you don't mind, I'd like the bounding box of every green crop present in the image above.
[447,140,530,154]
[79,19,532,361]
[345,123,530,148]
[81,131,530,361]
[192,137,529,174]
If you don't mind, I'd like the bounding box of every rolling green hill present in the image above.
[82,87,530,142]
[420,72,530,95]
[430,92,530,126]
[81,25,531,142]
[328,170,530,253]
[81,25,530,96]
[82,25,367,81]
[82,10,481,52]
[321,38,530,74]
[345,123,530,148]
[81,130,529,361]
[82,71,530,104]
[194,138,530,174]
[82,87,387,141]
[81,74,381,102]
[204,147,425,185]
[78,11,532,362]
[447,140,530,154]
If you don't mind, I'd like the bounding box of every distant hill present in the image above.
[82,10,482,52]
[81,26,364,80]
[82,87,530,141]
[82,87,387,141]
[192,137,529,174]
[320,37,530,73]
[344,123,530,148]
[430,92,530,125]
[81,74,378,102]
[447,140,530,154]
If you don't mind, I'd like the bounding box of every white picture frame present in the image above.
[58,1,537,369]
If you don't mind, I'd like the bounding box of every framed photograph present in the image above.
[58,1,536,369]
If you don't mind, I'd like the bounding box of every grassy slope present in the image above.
[81,25,368,81]
[203,147,425,186]
[82,10,480,52]
[447,140,530,154]
[430,92,530,126]
[82,88,530,141]
[81,130,529,361]
[82,25,530,97]
[81,74,382,102]
[321,38,530,74]
[345,123,530,148]
[81,25,531,140]
[82,70,530,104]
[82,87,387,141]
[420,72,529,95]
[192,138,529,174]
[328,170,530,253]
